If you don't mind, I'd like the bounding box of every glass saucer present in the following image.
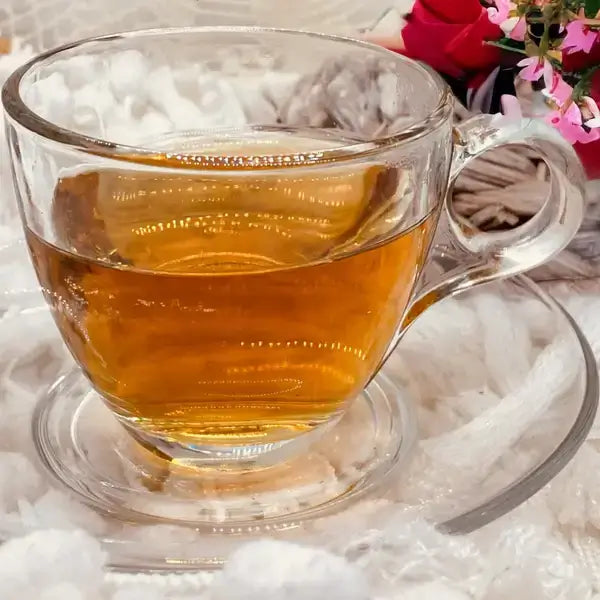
[0,241,595,571]
[33,369,416,527]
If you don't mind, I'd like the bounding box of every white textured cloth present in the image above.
[0,0,391,49]
[2,23,600,600]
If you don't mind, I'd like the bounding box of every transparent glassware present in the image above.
[0,243,594,571]
[1,28,587,528]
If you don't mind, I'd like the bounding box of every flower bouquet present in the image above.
[370,0,600,279]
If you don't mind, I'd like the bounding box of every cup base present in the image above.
[117,413,341,470]
[32,368,417,526]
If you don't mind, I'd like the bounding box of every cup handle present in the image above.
[402,113,585,328]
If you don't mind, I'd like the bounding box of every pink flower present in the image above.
[517,57,547,81]
[582,96,600,128]
[542,59,555,88]
[546,103,600,144]
[500,94,523,120]
[508,17,527,41]
[492,94,523,128]
[562,20,598,54]
[544,70,573,106]
[486,0,526,41]
[487,0,511,25]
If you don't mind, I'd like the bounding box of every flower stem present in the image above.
[485,41,529,55]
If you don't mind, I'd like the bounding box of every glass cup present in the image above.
[2,28,585,472]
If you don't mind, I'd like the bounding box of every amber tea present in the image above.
[26,133,436,446]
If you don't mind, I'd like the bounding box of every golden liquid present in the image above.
[26,135,436,446]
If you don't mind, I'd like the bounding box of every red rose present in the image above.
[401,0,503,80]
[562,38,600,73]
[562,37,600,178]
[575,140,600,178]
[574,69,600,179]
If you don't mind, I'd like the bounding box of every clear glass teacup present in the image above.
[2,27,584,472]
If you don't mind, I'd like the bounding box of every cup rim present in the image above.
[1,26,452,170]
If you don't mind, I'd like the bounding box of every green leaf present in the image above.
[585,0,600,17]
[486,39,528,55]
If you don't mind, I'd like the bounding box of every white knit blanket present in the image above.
[2,34,600,600]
